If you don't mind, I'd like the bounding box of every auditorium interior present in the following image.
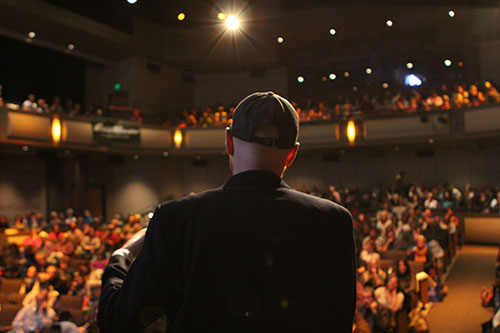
[0,0,500,332]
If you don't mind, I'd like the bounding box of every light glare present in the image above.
[127,0,137,3]
[329,28,336,36]
[448,10,455,18]
[406,62,414,69]
[277,36,284,44]
[225,16,240,30]
[386,20,393,27]
[365,68,372,74]
[329,73,336,80]
[177,12,186,21]
[28,32,36,39]
[297,76,305,83]
[405,74,422,87]
[444,59,452,67]
[218,13,225,20]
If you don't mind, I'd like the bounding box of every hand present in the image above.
[121,228,147,258]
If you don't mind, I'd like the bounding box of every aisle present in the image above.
[427,245,497,333]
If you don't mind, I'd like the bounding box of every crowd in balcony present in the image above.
[0,180,497,331]
[173,81,500,128]
[3,80,499,129]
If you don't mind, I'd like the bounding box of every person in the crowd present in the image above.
[357,286,392,332]
[12,290,55,332]
[360,240,381,265]
[374,275,405,314]
[22,93,38,111]
[361,258,387,288]
[19,265,38,296]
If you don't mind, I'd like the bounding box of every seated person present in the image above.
[357,286,392,332]
[374,275,405,314]
[361,258,387,288]
[359,240,381,265]
[19,265,38,295]
[408,234,433,271]
[12,289,55,332]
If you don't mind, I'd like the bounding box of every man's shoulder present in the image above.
[156,187,223,212]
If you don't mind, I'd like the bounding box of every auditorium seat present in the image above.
[0,279,22,294]
[382,250,407,262]
[0,303,22,327]
[59,295,83,309]
[380,259,396,272]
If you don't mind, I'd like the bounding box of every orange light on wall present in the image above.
[347,120,356,144]
[52,117,62,144]
[174,129,183,149]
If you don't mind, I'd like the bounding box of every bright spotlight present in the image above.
[28,31,36,39]
[444,59,452,67]
[225,15,240,30]
[297,76,305,83]
[329,28,336,36]
[329,73,336,80]
[217,12,226,20]
[406,62,414,69]
[177,12,186,21]
[127,0,137,3]
[448,10,455,18]
[365,68,372,75]
[277,36,284,44]
[405,74,422,87]
[386,20,393,27]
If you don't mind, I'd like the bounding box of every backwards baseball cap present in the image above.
[230,91,299,149]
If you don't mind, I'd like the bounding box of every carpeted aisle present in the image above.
[427,245,498,333]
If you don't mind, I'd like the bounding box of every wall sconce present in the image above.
[52,117,62,144]
[347,120,356,144]
[174,129,183,150]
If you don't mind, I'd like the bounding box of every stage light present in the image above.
[386,20,393,27]
[297,76,305,83]
[347,120,356,144]
[365,68,372,75]
[177,12,186,21]
[382,82,389,89]
[28,32,36,39]
[329,73,336,80]
[277,36,284,44]
[51,117,62,144]
[344,71,350,78]
[148,212,154,219]
[405,74,422,87]
[444,59,452,67]
[329,28,336,36]
[67,44,75,50]
[127,0,137,3]
[406,62,414,69]
[217,12,225,20]
[448,10,455,18]
[174,129,183,149]
[225,15,240,30]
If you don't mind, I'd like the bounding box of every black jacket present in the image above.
[98,170,356,332]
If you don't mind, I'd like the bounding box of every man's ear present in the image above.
[225,127,234,156]
[284,142,300,167]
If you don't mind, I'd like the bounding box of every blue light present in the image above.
[405,74,422,87]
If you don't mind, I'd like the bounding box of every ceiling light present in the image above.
[448,10,455,18]
[225,15,240,30]
[386,20,393,27]
[329,28,336,36]
[344,71,350,78]
[127,0,137,3]
[28,32,36,39]
[444,59,452,67]
[329,73,336,80]
[382,82,389,89]
[406,62,414,69]
[177,12,186,21]
[297,76,305,83]
[365,68,372,74]
[67,44,75,50]
[277,36,284,44]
